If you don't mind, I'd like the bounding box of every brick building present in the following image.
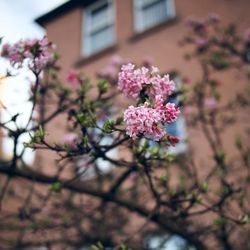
[34,0,250,172]
[21,0,250,248]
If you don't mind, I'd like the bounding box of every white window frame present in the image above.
[82,0,115,57]
[133,0,176,33]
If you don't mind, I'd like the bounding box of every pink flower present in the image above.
[118,64,176,101]
[186,16,207,34]
[119,64,180,141]
[167,135,180,146]
[38,37,49,47]
[62,133,79,150]
[1,36,55,72]
[124,99,180,141]
[154,96,180,124]
[147,74,175,101]
[66,70,81,87]
[204,98,217,111]
[118,63,144,99]
[207,13,220,24]
[196,38,208,50]
[151,66,159,74]
[124,103,164,140]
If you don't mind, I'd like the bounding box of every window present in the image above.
[134,0,175,32]
[82,0,115,56]
[166,96,187,155]
[165,74,187,154]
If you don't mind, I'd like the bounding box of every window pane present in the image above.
[83,0,114,56]
[91,2,110,32]
[141,0,167,30]
[166,122,178,137]
[90,26,113,53]
[166,96,179,137]
[141,0,163,7]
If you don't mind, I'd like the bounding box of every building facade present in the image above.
[35,0,250,172]
[33,0,250,249]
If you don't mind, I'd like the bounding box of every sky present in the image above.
[0,0,68,42]
[0,0,68,163]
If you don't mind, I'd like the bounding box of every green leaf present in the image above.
[77,113,96,127]
[120,243,131,250]
[49,182,62,193]
[91,241,104,250]
[213,217,229,226]
[209,52,229,70]
[200,181,209,192]
[103,119,115,134]
[166,154,175,162]
[97,79,110,94]
[159,175,167,182]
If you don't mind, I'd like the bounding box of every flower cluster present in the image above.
[124,98,180,141]
[184,13,222,52]
[119,64,180,141]
[1,37,55,73]
[118,63,175,101]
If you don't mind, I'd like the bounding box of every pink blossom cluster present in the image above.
[118,63,175,101]
[118,64,179,142]
[207,13,221,24]
[204,97,217,111]
[1,37,55,73]
[185,16,208,35]
[196,38,209,50]
[186,13,220,29]
[124,97,180,141]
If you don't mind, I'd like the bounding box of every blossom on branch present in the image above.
[1,37,56,73]
[119,64,180,142]
[118,63,175,101]
[124,100,180,141]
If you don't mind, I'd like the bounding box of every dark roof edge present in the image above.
[35,0,94,27]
